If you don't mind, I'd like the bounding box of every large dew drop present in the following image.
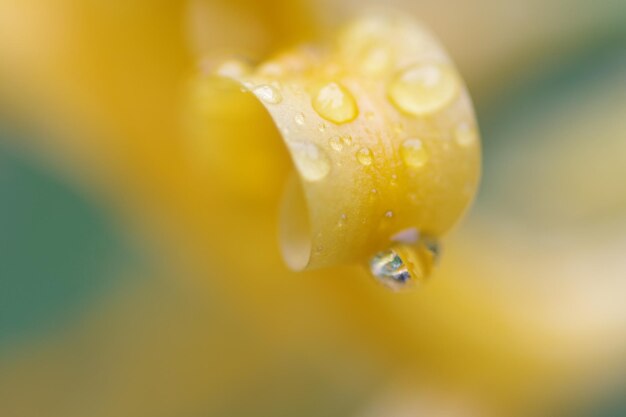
[289,142,331,182]
[388,63,459,116]
[369,249,410,291]
[369,239,440,291]
[312,82,359,124]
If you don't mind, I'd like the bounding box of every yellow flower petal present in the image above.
[192,13,481,285]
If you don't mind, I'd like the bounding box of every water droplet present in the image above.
[329,136,344,152]
[253,85,282,104]
[294,112,306,126]
[369,248,412,291]
[369,240,440,291]
[400,138,429,169]
[289,142,331,181]
[384,210,394,219]
[312,82,359,124]
[356,147,373,166]
[318,123,327,132]
[455,122,477,147]
[329,135,352,152]
[388,63,459,116]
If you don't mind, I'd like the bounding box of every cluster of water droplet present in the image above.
[254,71,473,178]
[208,16,478,290]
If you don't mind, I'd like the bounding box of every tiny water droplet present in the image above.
[329,135,352,152]
[401,138,429,169]
[294,112,306,126]
[329,136,344,152]
[289,142,331,181]
[312,82,359,124]
[356,147,373,166]
[389,63,459,116]
[455,122,477,147]
[318,123,327,132]
[253,84,282,104]
[384,210,394,218]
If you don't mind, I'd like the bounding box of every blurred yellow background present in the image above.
[0,1,625,416]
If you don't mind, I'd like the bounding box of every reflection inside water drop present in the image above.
[369,236,441,291]
[369,249,411,291]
